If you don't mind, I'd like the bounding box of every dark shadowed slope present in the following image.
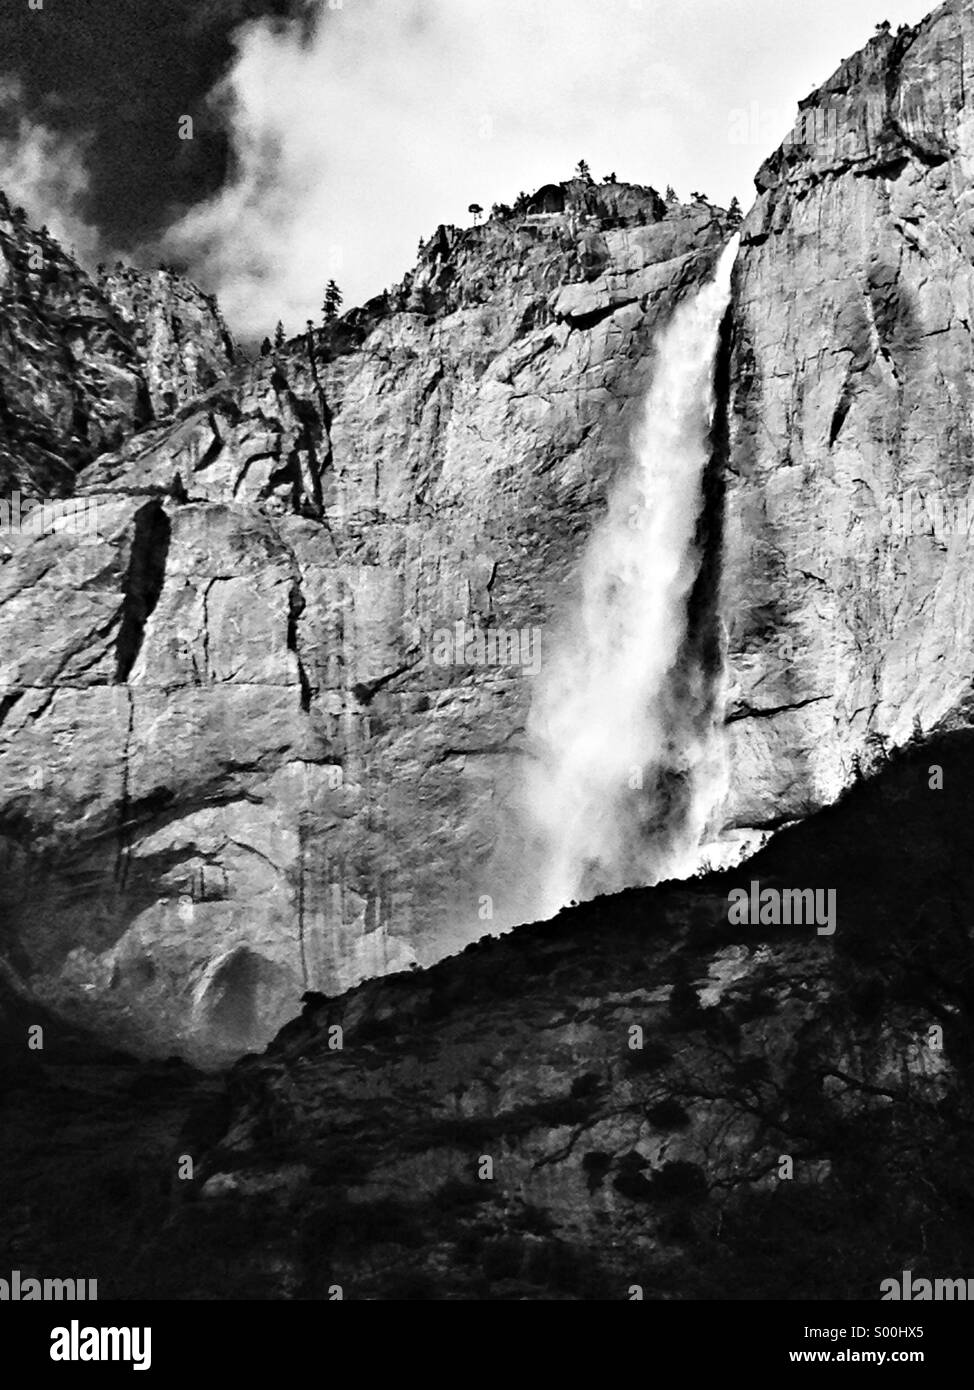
[2,724,973,1299]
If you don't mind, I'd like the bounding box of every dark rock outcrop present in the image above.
[2,729,972,1300]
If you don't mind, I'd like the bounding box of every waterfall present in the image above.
[522,236,739,918]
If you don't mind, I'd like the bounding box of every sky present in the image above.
[0,0,941,340]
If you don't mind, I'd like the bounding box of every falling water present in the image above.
[522,236,739,918]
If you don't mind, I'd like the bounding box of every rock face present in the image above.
[101,265,237,421]
[721,0,974,840]
[6,0,974,1065]
[0,195,235,501]
[4,728,973,1300]
[3,7,974,1296]
[172,729,974,1300]
[0,180,732,1061]
[0,202,146,498]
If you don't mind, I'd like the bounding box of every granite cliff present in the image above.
[0,192,235,500]
[2,1,974,1065]
[2,0,974,1304]
[0,179,731,1060]
[723,0,974,836]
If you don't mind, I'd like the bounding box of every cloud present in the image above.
[156,0,709,339]
[0,0,938,337]
[155,0,938,340]
[0,78,103,265]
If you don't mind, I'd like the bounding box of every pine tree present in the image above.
[575,158,593,183]
[665,185,678,205]
[728,196,743,226]
[259,336,272,356]
[274,321,286,350]
[468,203,483,225]
[322,280,343,324]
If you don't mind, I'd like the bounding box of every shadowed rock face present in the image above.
[171,730,974,1302]
[3,728,973,1300]
[0,179,731,1061]
[721,0,974,840]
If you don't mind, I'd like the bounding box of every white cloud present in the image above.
[157,0,711,338]
[0,77,103,266]
[153,0,938,337]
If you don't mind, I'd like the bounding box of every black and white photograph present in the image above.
[0,0,971,1361]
